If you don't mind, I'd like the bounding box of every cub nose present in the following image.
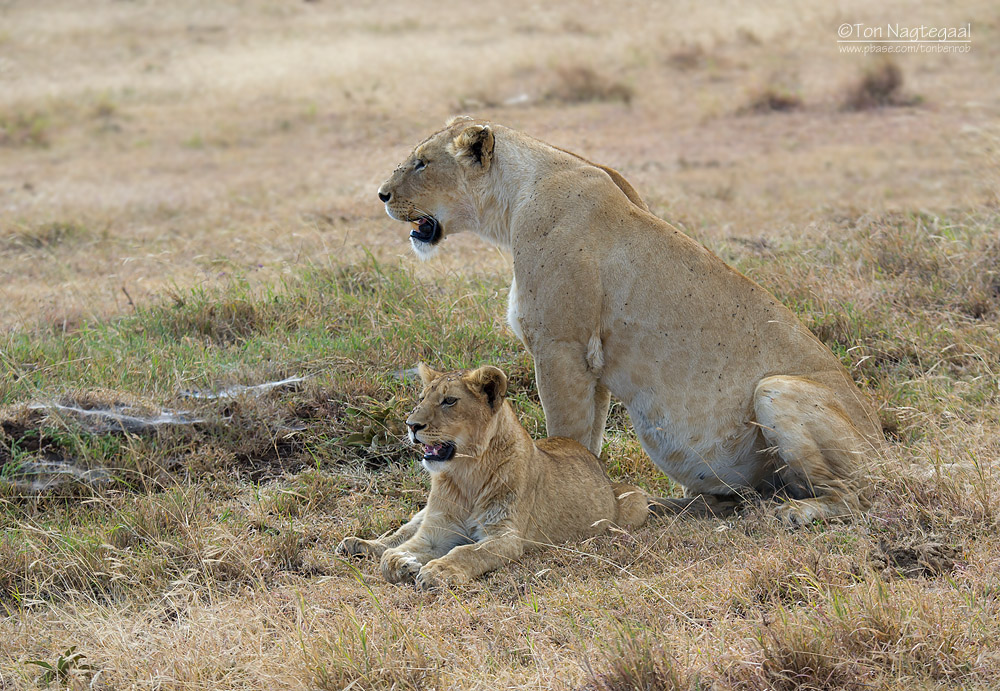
[378,189,391,203]
[407,422,426,433]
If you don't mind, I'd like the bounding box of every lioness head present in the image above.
[377,116,495,258]
[405,363,508,471]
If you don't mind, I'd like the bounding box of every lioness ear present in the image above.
[417,363,443,386]
[450,125,494,170]
[466,366,508,410]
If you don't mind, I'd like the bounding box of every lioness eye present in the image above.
[414,159,426,171]
[442,397,457,406]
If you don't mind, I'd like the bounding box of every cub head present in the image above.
[405,363,508,472]
[377,116,495,259]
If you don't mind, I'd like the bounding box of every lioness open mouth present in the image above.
[410,216,441,245]
[422,442,456,462]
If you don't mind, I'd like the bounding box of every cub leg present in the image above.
[380,515,471,584]
[611,482,649,528]
[534,344,604,456]
[336,508,425,559]
[415,525,524,591]
[753,375,872,525]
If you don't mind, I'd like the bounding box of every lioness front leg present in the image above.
[336,508,426,559]
[754,375,873,525]
[416,526,524,591]
[590,383,612,457]
[533,343,604,456]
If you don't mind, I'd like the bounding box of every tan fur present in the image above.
[336,365,647,590]
[376,119,884,525]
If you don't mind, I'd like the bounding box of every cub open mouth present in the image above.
[409,216,441,245]
[422,442,456,462]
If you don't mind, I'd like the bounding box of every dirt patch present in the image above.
[0,380,344,493]
[873,539,960,579]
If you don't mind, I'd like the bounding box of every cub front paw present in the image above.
[380,549,423,583]
[336,536,386,559]
[416,559,469,592]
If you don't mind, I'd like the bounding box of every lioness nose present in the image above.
[407,422,426,433]
[378,189,391,203]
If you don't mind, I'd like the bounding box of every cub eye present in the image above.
[413,159,426,172]
[441,397,457,407]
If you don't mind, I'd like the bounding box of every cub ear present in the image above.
[417,363,444,386]
[445,115,474,127]
[465,366,508,409]
[450,124,494,170]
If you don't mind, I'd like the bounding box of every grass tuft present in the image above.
[0,107,51,147]
[583,628,696,691]
[545,66,634,105]
[666,44,709,71]
[307,604,442,690]
[739,86,803,114]
[842,59,920,111]
[2,221,89,251]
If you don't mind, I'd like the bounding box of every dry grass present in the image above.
[1,0,999,689]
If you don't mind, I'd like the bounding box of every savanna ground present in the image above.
[1,1,999,688]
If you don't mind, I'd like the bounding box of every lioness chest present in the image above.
[506,276,527,348]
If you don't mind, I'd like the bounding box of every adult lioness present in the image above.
[337,364,648,590]
[377,118,882,524]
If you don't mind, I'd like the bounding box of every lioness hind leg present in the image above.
[648,493,740,518]
[611,483,649,527]
[754,376,870,526]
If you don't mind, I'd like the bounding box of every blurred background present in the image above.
[1,0,996,331]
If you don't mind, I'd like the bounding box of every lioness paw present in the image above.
[336,536,386,559]
[775,500,825,528]
[415,559,469,592]
[380,549,423,583]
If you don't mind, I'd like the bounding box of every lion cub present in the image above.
[337,364,648,590]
